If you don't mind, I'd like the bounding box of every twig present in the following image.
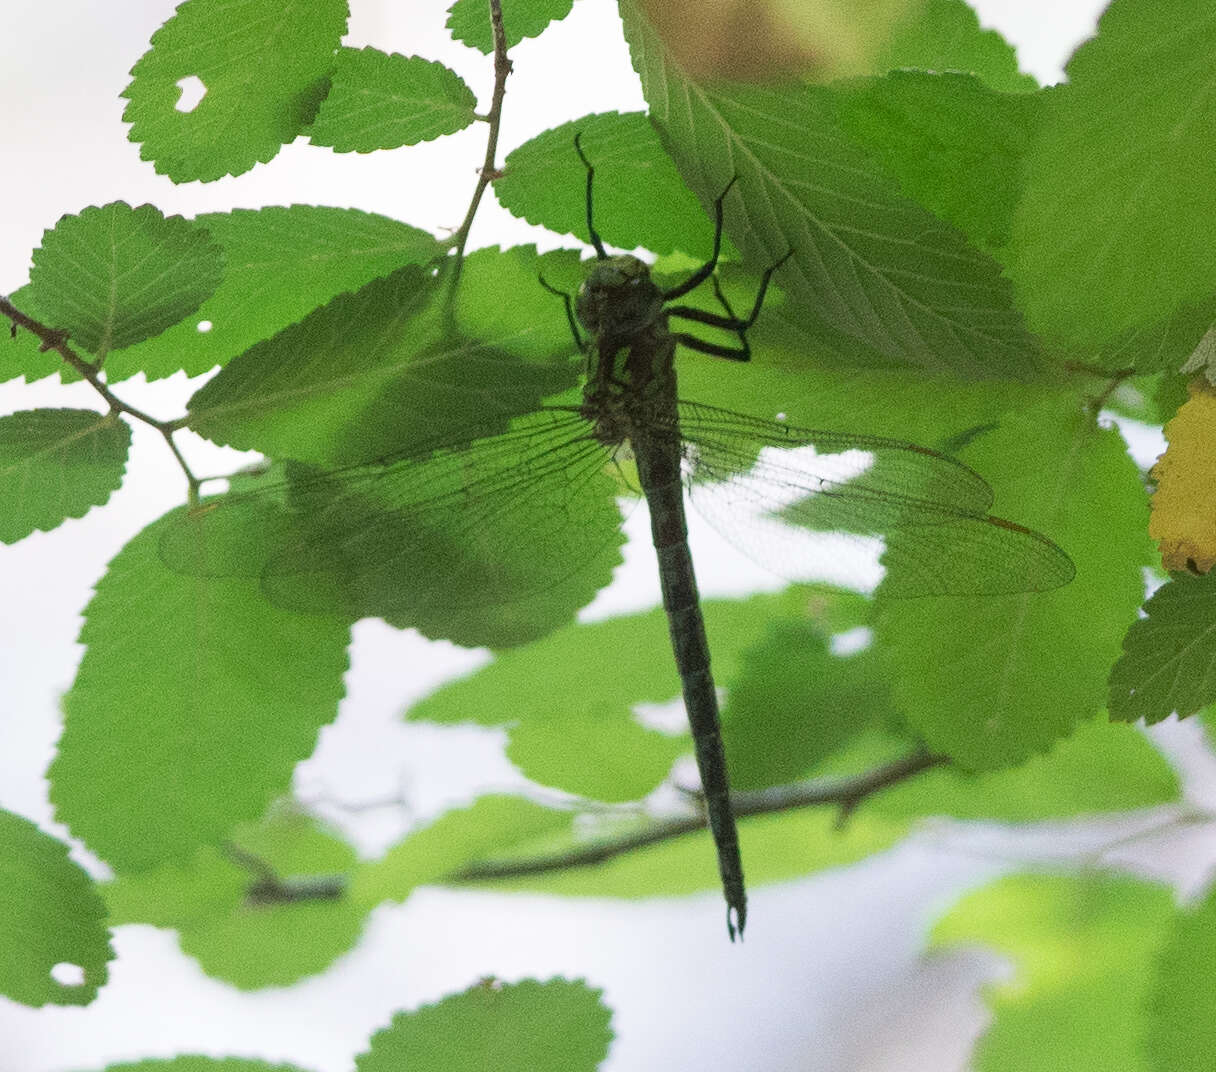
[1,294,201,499]
[448,749,947,884]
[448,0,511,283]
[222,841,344,907]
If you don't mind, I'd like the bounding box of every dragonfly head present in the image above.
[576,254,664,340]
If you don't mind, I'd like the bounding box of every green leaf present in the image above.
[308,48,476,153]
[933,873,1174,1072]
[104,809,364,989]
[1146,881,1216,1072]
[406,590,821,800]
[877,0,1038,93]
[0,809,111,1007]
[867,715,1180,821]
[1068,294,1216,378]
[106,206,441,382]
[185,263,575,466]
[721,613,899,791]
[352,796,574,907]
[447,0,576,54]
[496,112,731,260]
[454,245,585,361]
[877,396,1153,769]
[1007,0,1216,348]
[680,297,1030,443]
[619,0,1042,378]
[93,1061,313,1072]
[121,0,349,182]
[26,202,223,356]
[832,72,1040,252]
[0,285,57,384]
[0,409,130,543]
[356,977,612,1072]
[1109,573,1216,725]
[49,511,350,873]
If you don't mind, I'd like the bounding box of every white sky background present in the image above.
[2,1,1198,1070]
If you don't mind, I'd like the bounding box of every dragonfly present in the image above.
[163,137,1075,940]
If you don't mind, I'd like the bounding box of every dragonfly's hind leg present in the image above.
[668,250,794,361]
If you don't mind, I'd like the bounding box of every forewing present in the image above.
[678,402,1074,596]
[160,408,627,647]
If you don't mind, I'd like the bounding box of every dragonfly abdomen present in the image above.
[636,431,747,939]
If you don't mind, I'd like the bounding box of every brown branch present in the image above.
[448,0,511,283]
[213,750,945,905]
[1,294,201,498]
[222,841,344,907]
[447,749,947,884]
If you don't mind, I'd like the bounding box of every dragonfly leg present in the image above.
[667,249,794,361]
[573,132,609,260]
[538,274,584,349]
[671,331,750,362]
[660,175,738,301]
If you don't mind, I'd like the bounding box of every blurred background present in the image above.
[4,1,1190,1070]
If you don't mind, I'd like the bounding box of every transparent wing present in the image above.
[676,401,1075,597]
[160,407,629,647]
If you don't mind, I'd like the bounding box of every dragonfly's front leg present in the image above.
[538,275,584,350]
[660,176,739,301]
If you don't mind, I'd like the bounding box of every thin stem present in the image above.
[1,294,201,496]
[448,0,511,284]
[448,749,947,884]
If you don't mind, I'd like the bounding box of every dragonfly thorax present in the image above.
[575,254,664,341]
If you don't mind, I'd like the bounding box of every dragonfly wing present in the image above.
[879,515,1075,596]
[677,402,1074,597]
[161,408,627,647]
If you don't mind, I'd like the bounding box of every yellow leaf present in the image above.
[1150,378,1216,572]
[638,0,915,83]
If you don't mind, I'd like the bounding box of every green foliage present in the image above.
[49,512,351,873]
[121,0,349,182]
[309,48,477,153]
[832,72,1040,252]
[618,0,1041,378]
[352,796,575,906]
[406,590,820,799]
[0,409,130,542]
[355,978,612,1072]
[6,0,1216,1064]
[447,0,577,54]
[866,715,1180,821]
[1109,572,1216,724]
[454,244,586,359]
[106,207,441,381]
[876,0,1038,93]
[933,873,1176,1072]
[878,397,1153,769]
[1146,881,1216,1072]
[27,202,223,356]
[496,112,730,259]
[185,262,575,466]
[104,809,364,988]
[0,809,112,1007]
[720,612,898,791]
[1007,0,1216,348]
